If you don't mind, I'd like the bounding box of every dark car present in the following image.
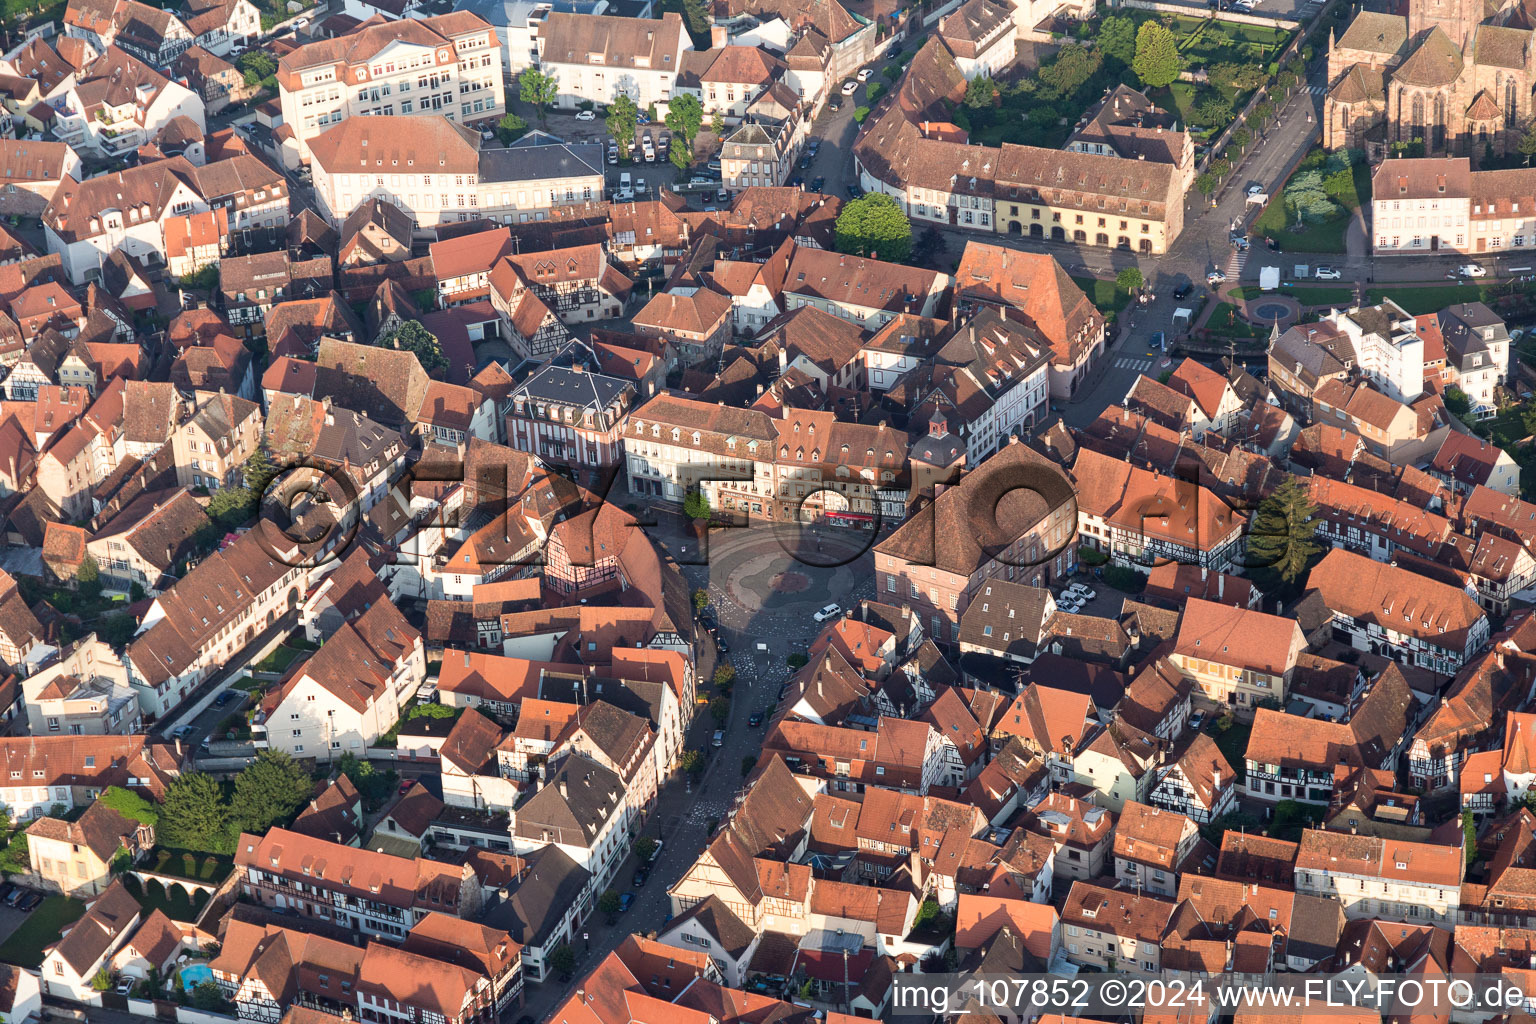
[748,711,764,726]
[714,632,729,653]
[16,891,41,912]
[799,153,814,169]
[618,892,636,912]
[829,96,842,111]
[788,175,804,188]
[846,184,864,199]
[633,866,650,888]
[0,883,14,906]
[810,176,825,192]
[4,886,23,907]
[1172,282,1192,300]
[699,610,718,631]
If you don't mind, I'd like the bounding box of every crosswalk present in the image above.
[1114,356,1156,372]
[1306,84,1326,94]
[1224,245,1249,282]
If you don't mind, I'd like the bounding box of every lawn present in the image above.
[253,638,318,674]
[1251,147,1368,254]
[1209,719,1252,783]
[1365,284,1485,314]
[1287,285,1356,305]
[0,896,86,968]
[148,848,233,883]
[121,874,211,923]
[1204,303,1268,339]
[1070,276,1132,317]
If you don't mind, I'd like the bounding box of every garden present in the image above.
[1251,147,1371,254]
[954,11,1295,151]
[0,895,85,968]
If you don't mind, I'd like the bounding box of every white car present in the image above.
[575,110,596,121]
[1460,264,1488,277]
[813,603,843,623]
[857,68,873,81]
[1314,265,1342,280]
[635,177,647,195]
[841,79,858,95]
[613,188,634,202]
[1057,597,1082,613]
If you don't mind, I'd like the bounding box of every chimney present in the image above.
[1218,574,1225,601]
[1211,765,1221,792]
[710,24,727,46]
[559,780,568,798]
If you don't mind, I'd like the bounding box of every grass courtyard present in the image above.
[0,896,85,968]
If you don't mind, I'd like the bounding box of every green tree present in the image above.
[635,836,658,861]
[98,785,159,825]
[598,890,621,916]
[1210,61,1265,92]
[1191,96,1233,131]
[76,554,100,596]
[1249,99,1276,126]
[238,50,276,88]
[1245,475,1322,587]
[1519,121,1536,165]
[963,74,995,109]
[710,696,730,725]
[336,752,392,802]
[1038,43,1102,99]
[710,109,725,136]
[91,969,113,992]
[852,106,870,125]
[519,69,558,124]
[0,832,25,875]
[1209,157,1232,179]
[693,589,709,613]
[192,982,227,1011]
[1463,810,1478,865]
[378,319,447,376]
[1099,15,1137,66]
[1196,172,1218,196]
[834,192,912,263]
[1445,386,1472,418]
[606,95,639,157]
[157,772,231,854]
[1229,127,1251,150]
[1132,22,1182,89]
[669,145,691,173]
[1116,267,1143,293]
[683,490,711,520]
[230,750,312,835]
[786,653,808,669]
[548,943,577,979]
[713,663,735,688]
[496,112,528,145]
[679,750,705,776]
[665,92,705,159]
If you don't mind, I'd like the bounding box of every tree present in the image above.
[548,943,577,979]
[834,192,912,263]
[679,750,705,777]
[606,95,639,157]
[1132,22,1182,89]
[713,663,736,688]
[496,112,528,145]
[76,554,100,597]
[1445,386,1472,418]
[598,890,621,916]
[710,109,725,136]
[99,785,159,825]
[1209,157,1232,179]
[1249,99,1275,126]
[669,145,691,173]
[1038,43,1102,99]
[192,982,227,1012]
[91,969,113,992]
[963,74,995,109]
[1190,96,1233,131]
[683,490,711,521]
[157,772,231,854]
[230,750,312,835]
[1210,61,1265,92]
[1464,810,1479,865]
[378,319,447,376]
[0,833,26,875]
[786,653,808,669]
[740,755,757,776]
[1229,127,1251,150]
[1099,15,1137,66]
[519,69,557,124]
[336,752,391,802]
[692,589,709,614]
[634,836,658,862]
[238,50,276,89]
[853,106,870,125]
[710,697,730,725]
[1196,173,1218,196]
[1245,475,1322,588]
[665,92,705,159]
[1116,267,1143,293]
[1519,121,1536,165]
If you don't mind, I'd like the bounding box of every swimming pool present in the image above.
[180,964,214,988]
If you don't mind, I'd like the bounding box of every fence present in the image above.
[1115,0,1301,27]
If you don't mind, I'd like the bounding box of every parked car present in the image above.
[841,79,858,94]
[1172,282,1193,300]
[1188,711,1207,732]
[618,892,636,912]
[216,689,239,705]
[688,176,715,187]
[799,153,814,169]
[641,133,655,162]
[807,137,821,154]
[714,632,729,653]
[171,724,197,740]
[575,109,596,121]
[810,176,825,192]
[635,177,648,196]
[632,866,649,887]
[707,158,722,172]
[16,891,41,911]
[607,143,619,164]
[712,729,725,747]
[1207,269,1227,285]
[1246,183,1264,196]
[619,171,632,192]
[398,778,414,796]
[646,840,664,862]
[4,886,23,907]
[717,188,730,203]
[481,130,497,142]
[813,603,842,622]
[1460,264,1488,277]
[114,979,134,996]
[1314,265,1342,280]
[846,183,864,198]
[748,711,764,726]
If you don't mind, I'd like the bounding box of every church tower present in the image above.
[1408,0,1483,51]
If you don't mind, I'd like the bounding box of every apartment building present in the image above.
[0,735,179,822]
[235,827,484,939]
[21,637,142,737]
[277,12,505,165]
[1372,157,1536,256]
[1059,881,1175,973]
[535,12,692,110]
[170,390,261,491]
[1307,547,1490,675]
[1438,300,1511,414]
[1168,598,1306,713]
[781,246,949,328]
[1293,830,1462,923]
[875,441,1075,643]
[506,363,635,470]
[46,47,204,161]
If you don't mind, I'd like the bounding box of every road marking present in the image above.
[1113,357,1153,371]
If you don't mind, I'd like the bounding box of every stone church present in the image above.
[1323,0,1536,162]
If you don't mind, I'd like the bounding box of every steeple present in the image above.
[1267,321,1281,353]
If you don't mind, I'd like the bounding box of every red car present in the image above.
[398,778,415,796]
